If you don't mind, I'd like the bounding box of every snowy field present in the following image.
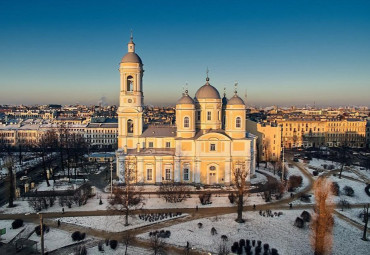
[28,227,90,253]
[0,220,26,243]
[83,244,151,255]
[327,175,369,204]
[58,213,188,232]
[138,210,370,255]
[335,208,366,225]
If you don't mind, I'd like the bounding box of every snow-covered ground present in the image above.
[84,244,151,255]
[37,179,86,192]
[28,227,90,253]
[138,210,369,255]
[0,220,25,243]
[58,213,187,232]
[327,175,369,204]
[335,208,366,225]
[307,158,340,171]
[285,163,310,193]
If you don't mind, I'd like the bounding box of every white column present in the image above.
[224,157,231,185]
[155,158,162,184]
[137,158,144,183]
[195,159,201,183]
[245,158,251,181]
[118,157,125,182]
[174,157,181,183]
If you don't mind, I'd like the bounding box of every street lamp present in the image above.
[110,159,113,197]
[37,212,44,255]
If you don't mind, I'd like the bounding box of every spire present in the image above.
[223,87,226,97]
[128,30,135,53]
[205,67,210,84]
[234,82,238,95]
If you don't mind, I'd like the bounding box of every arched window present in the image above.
[184,117,190,128]
[236,117,241,128]
[126,76,134,91]
[127,119,134,134]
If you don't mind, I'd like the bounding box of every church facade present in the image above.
[116,36,257,185]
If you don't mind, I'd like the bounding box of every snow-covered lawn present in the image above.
[58,213,187,232]
[84,244,151,255]
[285,163,310,193]
[335,208,366,225]
[327,175,369,204]
[0,220,26,243]
[138,210,369,255]
[28,227,90,253]
[0,194,109,214]
[37,179,85,192]
[307,158,339,171]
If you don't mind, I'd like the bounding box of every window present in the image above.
[127,119,133,134]
[210,143,216,151]
[165,169,171,180]
[184,117,189,128]
[126,76,134,91]
[147,169,152,180]
[183,168,189,181]
[166,142,171,148]
[196,111,201,121]
[149,142,154,148]
[210,166,216,171]
[236,117,241,128]
[207,111,211,121]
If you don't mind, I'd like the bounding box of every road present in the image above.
[0,157,57,207]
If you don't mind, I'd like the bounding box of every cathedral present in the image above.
[116,35,257,185]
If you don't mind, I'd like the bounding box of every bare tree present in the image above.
[122,231,133,255]
[108,158,144,226]
[57,124,69,176]
[36,129,58,187]
[150,234,166,255]
[311,178,334,255]
[362,204,369,241]
[159,183,190,203]
[4,156,16,207]
[233,161,249,223]
[338,145,351,179]
[263,139,271,169]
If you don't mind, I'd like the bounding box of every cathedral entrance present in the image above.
[208,165,217,185]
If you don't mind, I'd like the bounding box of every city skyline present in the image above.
[1,0,370,107]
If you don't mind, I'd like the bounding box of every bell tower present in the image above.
[118,33,144,149]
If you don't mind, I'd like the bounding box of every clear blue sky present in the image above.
[1,0,370,107]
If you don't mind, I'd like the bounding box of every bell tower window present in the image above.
[127,119,134,134]
[127,76,134,92]
[236,117,241,128]
[184,117,190,128]
[207,111,211,121]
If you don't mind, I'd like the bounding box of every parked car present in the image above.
[20,176,29,181]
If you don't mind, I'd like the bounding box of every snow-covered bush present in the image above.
[343,186,354,197]
[288,175,303,191]
[301,210,311,222]
[211,227,217,235]
[109,240,118,249]
[331,182,340,196]
[12,219,23,229]
[294,217,305,228]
